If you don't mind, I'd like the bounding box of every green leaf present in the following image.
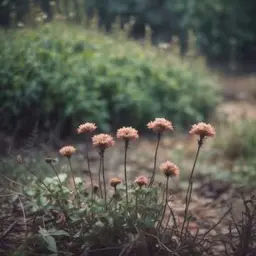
[39,227,58,253]
[47,228,70,237]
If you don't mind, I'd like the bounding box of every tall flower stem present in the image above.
[149,133,161,187]
[98,154,102,198]
[100,151,107,210]
[68,158,80,207]
[85,135,94,196]
[124,140,129,208]
[158,176,169,230]
[180,138,203,238]
[135,189,140,221]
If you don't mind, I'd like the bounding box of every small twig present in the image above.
[201,207,231,240]
[167,203,178,230]
[1,220,17,239]
[0,193,22,197]
[0,174,25,187]
[17,195,28,239]
[144,231,181,256]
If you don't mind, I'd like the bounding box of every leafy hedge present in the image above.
[0,23,220,136]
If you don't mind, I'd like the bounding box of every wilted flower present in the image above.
[93,184,99,193]
[45,157,58,165]
[135,176,148,187]
[116,127,139,141]
[92,134,115,152]
[77,122,97,134]
[189,122,215,138]
[147,118,173,133]
[160,161,180,178]
[59,146,76,158]
[109,177,122,188]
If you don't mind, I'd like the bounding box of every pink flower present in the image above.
[77,122,97,134]
[189,122,215,138]
[147,118,173,133]
[92,134,115,152]
[134,176,148,187]
[116,127,139,141]
[59,146,76,158]
[160,161,180,178]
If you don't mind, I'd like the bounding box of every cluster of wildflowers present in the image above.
[57,120,215,232]
[58,119,215,193]
[17,118,216,254]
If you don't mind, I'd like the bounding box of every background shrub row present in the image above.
[0,23,220,137]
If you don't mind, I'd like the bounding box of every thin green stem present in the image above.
[49,163,62,186]
[158,177,169,230]
[85,136,94,195]
[135,191,138,221]
[101,152,107,210]
[68,157,80,207]
[180,139,202,238]
[149,133,161,187]
[124,140,129,208]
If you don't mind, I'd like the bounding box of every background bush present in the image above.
[0,22,219,137]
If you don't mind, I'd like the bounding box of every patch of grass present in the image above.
[214,119,256,160]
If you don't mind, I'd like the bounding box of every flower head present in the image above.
[77,122,97,134]
[189,122,215,138]
[160,161,180,178]
[92,134,115,152]
[147,118,173,133]
[59,146,76,158]
[109,177,122,188]
[45,157,58,165]
[116,127,139,141]
[134,176,148,187]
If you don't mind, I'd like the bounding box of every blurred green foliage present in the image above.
[214,120,256,160]
[0,23,219,136]
[2,0,255,61]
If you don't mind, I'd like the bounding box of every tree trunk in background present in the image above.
[0,0,12,27]
[63,0,69,19]
[40,0,52,21]
[55,0,62,14]
[73,0,81,23]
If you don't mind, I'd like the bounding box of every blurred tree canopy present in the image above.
[0,0,256,63]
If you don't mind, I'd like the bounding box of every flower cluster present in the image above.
[58,120,215,189]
